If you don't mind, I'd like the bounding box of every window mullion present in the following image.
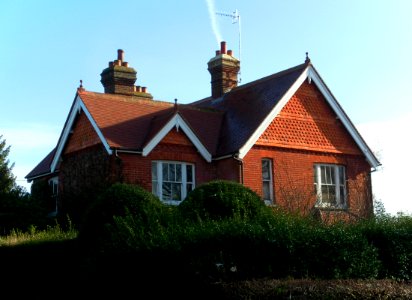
[182,163,187,200]
[317,166,322,201]
[335,166,340,204]
[158,162,162,200]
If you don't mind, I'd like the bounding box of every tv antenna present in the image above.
[216,9,241,83]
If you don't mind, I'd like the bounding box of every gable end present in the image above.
[50,94,112,172]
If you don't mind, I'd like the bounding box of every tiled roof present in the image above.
[194,63,307,156]
[26,60,380,179]
[25,148,56,180]
[79,91,173,149]
[79,91,224,155]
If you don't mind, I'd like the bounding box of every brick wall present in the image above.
[120,128,218,190]
[64,112,101,154]
[244,81,373,218]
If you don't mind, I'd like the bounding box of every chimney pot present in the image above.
[122,62,129,67]
[142,87,147,93]
[216,50,221,56]
[117,49,124,61]
[227,50,233,56]
[109,62,113,67]
[220,41,227,54]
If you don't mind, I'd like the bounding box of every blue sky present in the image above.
[1,0,411,215]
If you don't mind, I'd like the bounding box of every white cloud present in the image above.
[357,112,412,215]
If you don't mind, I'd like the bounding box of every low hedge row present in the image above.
[78,181,412,281]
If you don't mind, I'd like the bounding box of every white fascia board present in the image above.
[308,67,380,168]
[142,114,212,162]
[238,67,310,159]
[50,95,112,172]
[79,101,112,155]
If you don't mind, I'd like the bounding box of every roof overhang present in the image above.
[142,113,212,162]
[238,65,381,169]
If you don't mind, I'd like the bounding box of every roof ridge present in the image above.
[79,90,174,107]
[231,63,307,93]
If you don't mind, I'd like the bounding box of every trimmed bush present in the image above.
[178,180,270,222]
[79,183,164,248]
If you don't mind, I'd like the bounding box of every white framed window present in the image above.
[48,176,59,216]
[262,158,274,205]
[152,161,195,205]
[314,164,347,208]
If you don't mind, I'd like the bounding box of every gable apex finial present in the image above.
[305,52,311,64]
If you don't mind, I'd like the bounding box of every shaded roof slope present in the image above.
[194,63,307,156]
[25,148,56,180]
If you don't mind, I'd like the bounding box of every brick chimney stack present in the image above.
[207,41,240,98]
[100,49,152,99]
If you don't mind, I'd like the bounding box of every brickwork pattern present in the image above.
[64,112,101,154]
[243,146,372,218]
[257,81,362,155]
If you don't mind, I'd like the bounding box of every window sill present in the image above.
[314,205,348,211]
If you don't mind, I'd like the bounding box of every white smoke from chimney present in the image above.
[205,0,222,46]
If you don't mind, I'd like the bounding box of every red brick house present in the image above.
[26,42,380,219]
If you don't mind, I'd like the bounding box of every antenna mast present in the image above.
[216,9,241,83]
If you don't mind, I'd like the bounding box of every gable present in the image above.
[64,111,102,154]
[142,113,212,162]
[256,81,362,155]
[159,127,194,146]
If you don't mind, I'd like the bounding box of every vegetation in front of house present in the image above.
[1,176,412,297]
[77,181,412,283]
[0,219,77,247]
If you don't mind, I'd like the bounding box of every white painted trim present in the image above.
[238,68,310,159]
[50,94,112,172]
[238,65,380,169]
[143,114,212,162]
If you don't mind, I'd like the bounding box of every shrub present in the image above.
[78,183,164,248]
[178,180,270,222]
[357,215,412,280]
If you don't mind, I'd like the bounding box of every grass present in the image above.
[0,221,78,246]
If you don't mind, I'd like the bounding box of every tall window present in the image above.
[48,177,58,216]
[262,159,274,204]
[152,161,195,205]
[314,164,346,208]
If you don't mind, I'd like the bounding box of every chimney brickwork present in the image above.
[100,49,152,99]
[208,41,240,99]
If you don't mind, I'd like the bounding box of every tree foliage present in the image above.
[0,135,17,195]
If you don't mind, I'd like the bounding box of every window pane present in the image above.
[171,183,181,200]
[151,162,157,181]
[186,183,193,195]
[321,166,326,184]
[162,164,168,181]
[169,164,176,181]
[263,182,270,200]
[339,186,345,205]
[176,164,182,181]
[322,185,336,204]
[186,165,193,182]
[262,160,270,180]
[330,167,335,184]
[339,166,344,184]
[162,183,171,200]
